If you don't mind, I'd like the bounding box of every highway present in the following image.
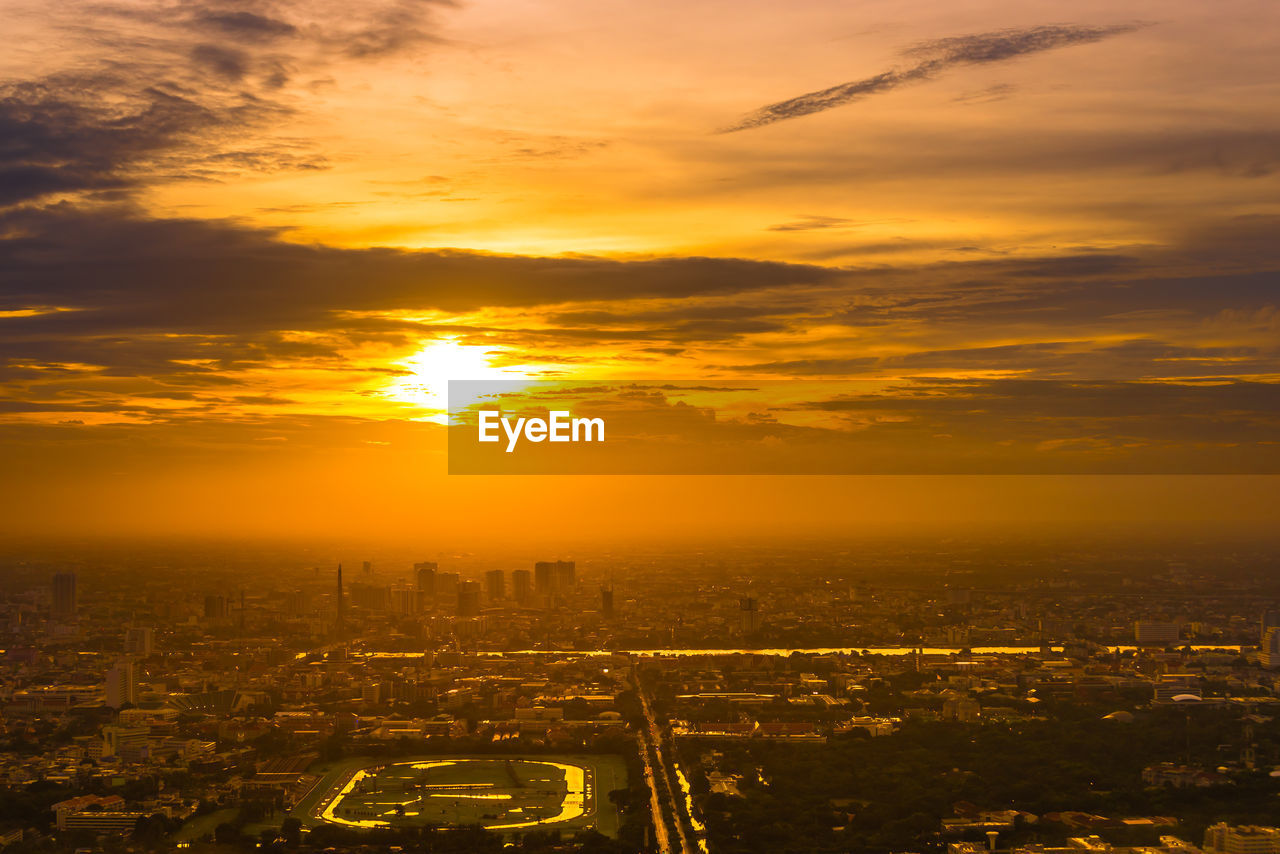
[633,665,697,854]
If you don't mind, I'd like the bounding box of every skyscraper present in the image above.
[485,569,505,603]
[1262,627,1280,669]
[336,564,345,635]
[457,581,482,618]
[534,561,555,596]
[555,560,576,590]
[512,569,531,605]
[436,572,460,606]
[601,585,615,618]
[415,562,438,596]
[739,597,760,634]
[105,658,139,709]
[534,560,575,596]
[51,572,77,620]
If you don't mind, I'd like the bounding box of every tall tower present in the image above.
[52,572,77,620]
[739,597,760,635]
[485,569,505,603]
[512,569,531,605]
[336,564,345,636]
[601,585,615,618]
[534,562,555,596]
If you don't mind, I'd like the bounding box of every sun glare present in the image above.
[383,338,533,420]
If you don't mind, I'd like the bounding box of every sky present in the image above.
[1,0,1278,543]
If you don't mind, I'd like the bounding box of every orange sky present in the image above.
[0,0,1278,541]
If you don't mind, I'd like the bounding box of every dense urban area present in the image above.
[2,536,1280,854]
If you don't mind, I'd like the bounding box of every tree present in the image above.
[281,816,302,848]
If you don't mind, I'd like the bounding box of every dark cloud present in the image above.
[191,11,298,41]
[6,205,1276,386]
[0,75,304,206]
[726,340,1279,381]
[0,206,838,381]
[0,0,458,208]
[546,303,816,327]
[720,23,1144,132]
[190,44,251,81]
[337,0,453,58]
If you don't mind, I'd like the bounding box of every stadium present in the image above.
[298,755,625,837]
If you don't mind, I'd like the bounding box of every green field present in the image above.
[294,755,627,838]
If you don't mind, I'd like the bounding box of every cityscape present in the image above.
[2,537,1280,852]
[3,0,1280,852]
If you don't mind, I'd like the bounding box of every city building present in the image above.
[105,658,139,709]
[485,569,505,603]
[1261,628,1280,669]
[51,572,77,620]
[1134,621,1181,645]
[124,627,154,656]
[458,581,482,618]
[512,569,532,605]
[415,562,438,598]
[1204,824,1280,854]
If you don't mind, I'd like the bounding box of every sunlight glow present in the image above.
[382,338,534,421]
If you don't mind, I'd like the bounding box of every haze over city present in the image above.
[2,0,1279,541]
[2,1,1280,853]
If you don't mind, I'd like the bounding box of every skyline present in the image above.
[2,0,1279,540]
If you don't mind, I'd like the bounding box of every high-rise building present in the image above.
[1263,610,1280,644]
[335,564,345,635]
[350,583,390,611]
[534,560,575,596]
[601,585,615,618]
[436,572,460,606]
[555,560,576,590]
[1261,627,1280,669]
[204,594,227,620]
[534,561,555,596]
[362,560,373,575]
[415,562,438,597]
[123,627,154,656]
[105,658,139,709]
[391,587,418,615]
[457,581,482,618]
[1134,620,1181,645]
[739,597,760,634]
[51,572,77,620]
[512,569,532,605]
[485,569,505,603]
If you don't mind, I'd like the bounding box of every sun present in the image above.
[383,338,533,420]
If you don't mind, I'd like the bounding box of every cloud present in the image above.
[0,0,458,208]
[442,379,1280,475]
[766,215,859,232]
[190,10,299,42]
[0,206,839,388]
[721,23,1144,132]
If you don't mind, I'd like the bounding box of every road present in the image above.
[633,665,698,854]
